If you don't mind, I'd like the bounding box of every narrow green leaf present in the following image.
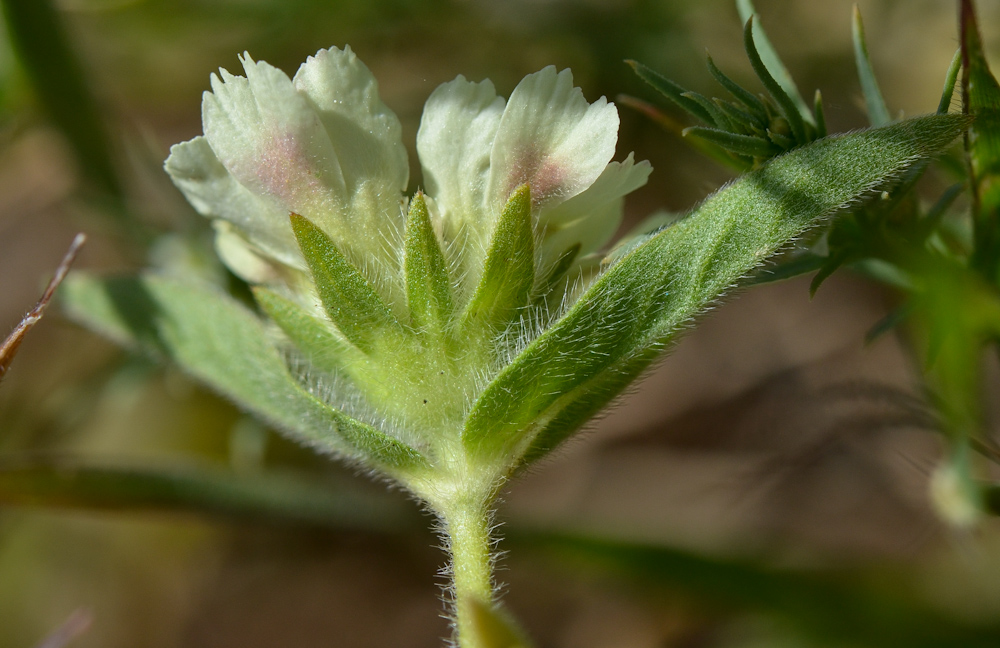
[463,114,968,467]
[852,6,891,127]
[706,54,768,123]
[680,91,730,129]
[253,287,353,374]
[61,273,428,472]
[0,0,121,198]
[766,128,797,151]
[939,49,962,114]
[961,0,1000,281]
[736,0,815,126]
[405,192,453,332]
[684,126,778,158]
[627,60,715,125]
[750,252,826,285]
[743,16,808,144]
[864,303,912,345]
[809,251,850,296]
[0,457,416,532]
[463,185,534,331]
[291,213,399,351]
[712,98,759,134]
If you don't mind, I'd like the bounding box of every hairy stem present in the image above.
[443,495,495,648]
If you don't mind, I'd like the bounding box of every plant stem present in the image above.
[444,494,495,648]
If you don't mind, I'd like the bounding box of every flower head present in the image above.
[165,46,650,495]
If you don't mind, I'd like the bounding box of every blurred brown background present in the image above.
[2,1,1000,647]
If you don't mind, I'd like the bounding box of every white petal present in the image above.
[540,153,652,229]
[202,53,348,230]
[417,76,505,238]
[542,196,623,262]
[165,136,304,270]
[487,67,619,213]
[213,221,286,285]
[293,46,408,201]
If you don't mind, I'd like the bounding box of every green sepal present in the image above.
[462,114,968,468]
[290,213,399,351]
[684,126,779,158]
[253,286,353,374]
[737,0,814,126]
[743,16,808,144]
[60,273,429,473]
[462,184,534,331]
[404,192,453,333]
[852,6,891,127]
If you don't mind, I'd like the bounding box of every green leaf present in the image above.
[405,192,453,332]
[814,89,828,138]
[627,59,715,125]
[683,126,778,158]
[737,0,814,126]
[961,0,1000,281]
[852,6,891,127]
[743,16,808,144]
[462,185,534,331]
[463,114,968,467]
[253,286,353,374]
[0,457,417,532]
[61,273,429,472]
[291,213,400,351]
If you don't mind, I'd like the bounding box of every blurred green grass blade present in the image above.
[0,457,416,532]
[743,16,808,144]
[736,0,814,126]
[60,273,429,473]
[939,49,962,114]
[0,0,121,198]
[961,0,1000,281]
[852,5,891,127]
[516,531,1000,648]
[463,114,968,467]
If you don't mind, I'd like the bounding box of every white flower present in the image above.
[165,46,651,308]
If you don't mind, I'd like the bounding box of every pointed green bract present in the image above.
[462,185,534,331]
[852,6,891,127]
[404,192,453,332]
[290,213,399,351]
[462,114,968,467]
[60,273,428,473]
[253,286,354,374]
[737,0,814,126]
